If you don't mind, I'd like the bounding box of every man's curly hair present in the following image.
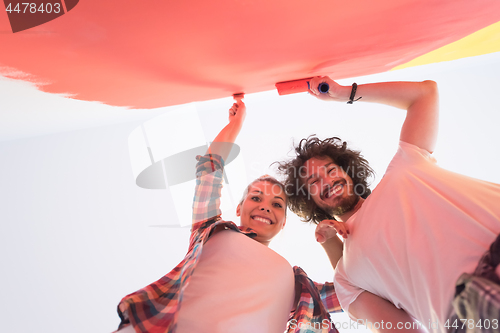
[276,136,374,224]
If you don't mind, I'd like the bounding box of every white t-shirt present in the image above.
[176,229,295,333]
[334,141,500,333]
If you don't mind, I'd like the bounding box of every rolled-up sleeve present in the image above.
[191,154,225,227]
[313,281,343,313]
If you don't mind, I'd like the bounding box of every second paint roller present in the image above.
[275,78,329,95]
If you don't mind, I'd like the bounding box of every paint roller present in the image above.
[233,92,245,101]
[275,78,329,95]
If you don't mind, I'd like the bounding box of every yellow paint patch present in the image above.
[392,21,500,70]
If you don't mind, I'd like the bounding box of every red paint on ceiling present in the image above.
[1,0,500,109]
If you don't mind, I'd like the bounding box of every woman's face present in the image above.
[237,181,287,246]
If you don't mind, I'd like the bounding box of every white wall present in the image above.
[0,123,190,332]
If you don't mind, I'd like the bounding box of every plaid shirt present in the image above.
[449,234,500,333]
[116,154,341,333]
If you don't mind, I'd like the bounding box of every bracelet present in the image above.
[347,83,362,104]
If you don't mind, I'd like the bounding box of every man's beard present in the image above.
[326,192,360,217]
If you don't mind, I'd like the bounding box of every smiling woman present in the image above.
[237,175,288,246]
[113,97,344,333]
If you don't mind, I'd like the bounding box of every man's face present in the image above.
[302,156,359,217]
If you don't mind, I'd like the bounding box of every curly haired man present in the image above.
[277,76,500,333]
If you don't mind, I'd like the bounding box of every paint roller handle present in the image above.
[318,82,330,94]
[309,76,351,102]
[307,81,330,94]
[233,93,244,102]
[229,94,246,124]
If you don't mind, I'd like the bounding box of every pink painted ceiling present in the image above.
[1,0,500,109]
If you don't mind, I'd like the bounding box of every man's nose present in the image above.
[321,178,331,189]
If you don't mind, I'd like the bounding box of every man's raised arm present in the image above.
[308,76,439,153]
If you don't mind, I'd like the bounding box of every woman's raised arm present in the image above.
[206,97,246,162]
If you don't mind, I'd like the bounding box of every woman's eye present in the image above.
[251,196,260,202]
[273,203,283,208]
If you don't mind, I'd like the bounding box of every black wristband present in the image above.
[347,83,362,104]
